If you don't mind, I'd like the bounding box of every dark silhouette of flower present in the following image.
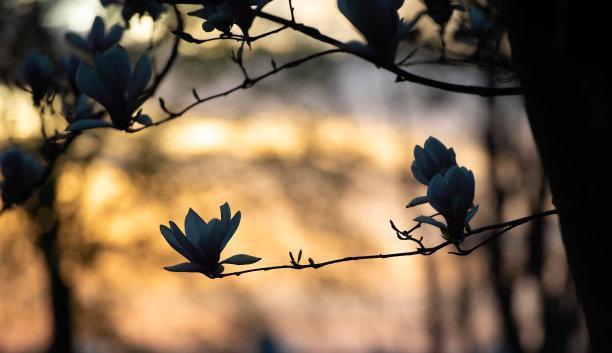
[20,49,55,106]
[415,166,478,241]
[407,136,457,207]
[411,136,457,185]
[337,0,422,62]
[0,148,45,207]
[100,0,166,24]
[160,203,261,277]
[76,45,152,130]
[65,16,123,54]
[188,0,271,39]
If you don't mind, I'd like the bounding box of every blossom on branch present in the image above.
[75,45,152,130]
[65,16,124,54]
[407,136,457,207]
[160,203,261,277]
[337,0,422,63]
[416,166,478,242]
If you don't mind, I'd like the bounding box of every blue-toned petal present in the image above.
[88,17,105,47]
[411,161,430,185]
[76,63,114,108]
[447,148,457,167]
[102,25,124,50]
[219,203,231,234]
[427,173,451,214]
[220,211,240,251]
[198,218,219,253]
[465,169,475,204]
[164,262,206,273]
[406,195,428,208]
[443,166,463,194]
[220,203,231,223]
[414,145,437,179]
[169,221,204,264]
[126,53,152,101]
[94,45,131,92]
[185,208,207,245]
[160,224,193,261]
[66,119,114,131]
[414,215,448,230]
[424,136,444,167]
[220,254,261,265]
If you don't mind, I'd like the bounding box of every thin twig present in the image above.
[253,11,520,97]
[213,209,558,278]
[128,48,343,132]
[144,4,183,97]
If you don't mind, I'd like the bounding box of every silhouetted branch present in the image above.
[255,11,520,96]
[160,2,520,96]
[144,4,183,98]
[172,25,288,45]
[212,209,558,278]
[128,48,343,132]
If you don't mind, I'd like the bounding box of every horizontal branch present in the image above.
[213,209,558,278]
[129,48,343,131]
[161,2,520,96]
[255,11,520,97]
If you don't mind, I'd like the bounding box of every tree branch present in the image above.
[213,209,558,278]
[160,2,521,96]
[128,48,343,132]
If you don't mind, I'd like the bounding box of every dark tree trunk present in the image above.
[484,90,524,353]
[502,1,612,351]
[32,181,74,353]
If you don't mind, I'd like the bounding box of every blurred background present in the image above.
[0,0,587,352]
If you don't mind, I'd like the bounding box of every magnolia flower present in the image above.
[21,49,55,106]
[76,45,152,130]
[415,166,478,241]
[0,148,45,207]
[188,0,271,39]
[65,17,123,54]
[407,136,457,207]
[100,0,166,24]
[160,203,261,277]
[337,0,421,62]
[411,136,457,185]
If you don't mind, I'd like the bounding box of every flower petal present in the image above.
[221,254,261,265]
[414,215,447,230]
[160,224,194,262]
[126,53,152,101]
[185,208,207,245]
[94,45,131,92]
[169,221,205,264]
[220,211,240,251]
[406,195,429,208]
[427,173,451,214]
[164,262,206,273]
[76,63,114,109]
